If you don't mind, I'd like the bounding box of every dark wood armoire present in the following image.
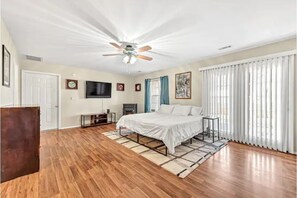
[1,106,40,183]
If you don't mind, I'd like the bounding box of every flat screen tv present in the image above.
[86,81,112,98]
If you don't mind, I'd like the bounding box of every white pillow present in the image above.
[190,106,203,116]
[157,104,175,114]
[172,105,192,116]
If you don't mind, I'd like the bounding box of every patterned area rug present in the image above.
[103,130,228,178]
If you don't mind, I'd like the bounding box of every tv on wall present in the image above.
[86,81,112,98]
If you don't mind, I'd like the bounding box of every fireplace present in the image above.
[123,104,137,115]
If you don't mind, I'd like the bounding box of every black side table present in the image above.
[202,116,220,143]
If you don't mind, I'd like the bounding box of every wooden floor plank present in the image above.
[0,124,296,198]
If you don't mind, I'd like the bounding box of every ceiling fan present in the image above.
[103,42,153,64]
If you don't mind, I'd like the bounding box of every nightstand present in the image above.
[202,116,220,143]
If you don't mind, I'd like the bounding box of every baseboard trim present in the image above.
[59,122,117,130]
[59,125,81,130]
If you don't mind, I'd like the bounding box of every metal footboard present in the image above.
[118,126,168,156]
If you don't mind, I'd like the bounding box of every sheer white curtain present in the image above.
[150,79,161,111]
[202,53,296,154]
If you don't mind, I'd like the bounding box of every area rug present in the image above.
[103,130,228,178]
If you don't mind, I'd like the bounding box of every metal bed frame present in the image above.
[118,126,193,156]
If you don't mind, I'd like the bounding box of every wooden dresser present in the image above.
[1,106,40,183]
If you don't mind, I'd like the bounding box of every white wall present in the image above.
[134,38,296,113]
[295,51,297,152]
[22,60,135,128]
[0,19,21,106]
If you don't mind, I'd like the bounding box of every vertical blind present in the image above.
[202,53,296,154]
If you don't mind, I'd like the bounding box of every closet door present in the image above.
[22,71,58,130]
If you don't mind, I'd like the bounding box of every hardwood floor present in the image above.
[1,124,296,198]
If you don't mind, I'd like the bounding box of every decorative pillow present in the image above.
[171,105,192,116]
[190,106,203,116]
[157,104,175,114]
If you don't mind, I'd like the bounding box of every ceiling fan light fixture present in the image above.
[122,55,137,64]
[104,42,152,63]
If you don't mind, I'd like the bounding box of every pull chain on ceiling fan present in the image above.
[103,42,153,64]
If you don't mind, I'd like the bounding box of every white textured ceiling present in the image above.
[2,0,296,75]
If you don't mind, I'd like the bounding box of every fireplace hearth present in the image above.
[123,104,137,115]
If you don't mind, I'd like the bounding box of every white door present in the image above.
[22,71,59,130]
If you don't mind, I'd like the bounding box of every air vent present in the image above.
[218,45,232,50]
[25,55,43,62]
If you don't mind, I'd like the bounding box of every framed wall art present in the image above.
[135,83,141,91]
[66,79,78,89]
[175,71,191,99]
[117,83,125,91]
[2,45,11,87]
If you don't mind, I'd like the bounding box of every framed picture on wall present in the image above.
[2,45,11,87]
[135,83,141,91]
[117,83,125,91]
[175,71,191,99]
[66,79,78,89]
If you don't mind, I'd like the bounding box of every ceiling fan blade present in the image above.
[137,55,153,61]
[102,54,122,56]
[109,42,122,49]
[137,45,152,52]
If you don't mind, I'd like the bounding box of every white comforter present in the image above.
[116,112,203,154]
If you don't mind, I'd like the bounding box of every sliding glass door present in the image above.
[202,53,295,154]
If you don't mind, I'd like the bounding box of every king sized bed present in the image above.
[116,105,203,155]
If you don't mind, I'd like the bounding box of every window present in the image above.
[150,79,160,111]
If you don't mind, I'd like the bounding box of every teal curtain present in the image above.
[160,76,169,105]
[144,79,151,112]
